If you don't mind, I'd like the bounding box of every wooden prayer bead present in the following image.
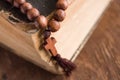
[44,30,51,39]
[56,0,69,10]
[54,9,66,21]
[48,19,60,32]
[20,2,33,14]
[27,8,40,21]
[36,15,48,29]
[14,0,26,8]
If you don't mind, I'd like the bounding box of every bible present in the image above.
[0,0,111,74]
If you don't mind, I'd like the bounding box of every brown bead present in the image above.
[20,2,32,14]
[48,19,60,32]
[56,0,69,10]
[44,30,51,39]
[54,9,66,21]
[36,15,48,29]
[14,0,26,8]
[27,8,40,21]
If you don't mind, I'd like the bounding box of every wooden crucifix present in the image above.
[44,37,58,56]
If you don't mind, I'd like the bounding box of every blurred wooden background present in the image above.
[0,0,120,80]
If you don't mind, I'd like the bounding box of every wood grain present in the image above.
[0,0,120,80]
[0,0,110,74]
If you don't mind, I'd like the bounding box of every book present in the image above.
[0,0,111,74]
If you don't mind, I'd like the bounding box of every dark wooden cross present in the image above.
[44,37,58,56]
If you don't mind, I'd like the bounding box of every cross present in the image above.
[44,37,58,56]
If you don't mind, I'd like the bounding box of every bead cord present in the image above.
[5,0,76,76]
[6,0,68,31]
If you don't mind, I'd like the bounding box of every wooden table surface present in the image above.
[0,0,120,80]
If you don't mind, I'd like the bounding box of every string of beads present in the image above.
[5,0,76,76]
[6,0,68,32]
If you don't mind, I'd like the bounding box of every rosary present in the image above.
[5,0,76,76]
